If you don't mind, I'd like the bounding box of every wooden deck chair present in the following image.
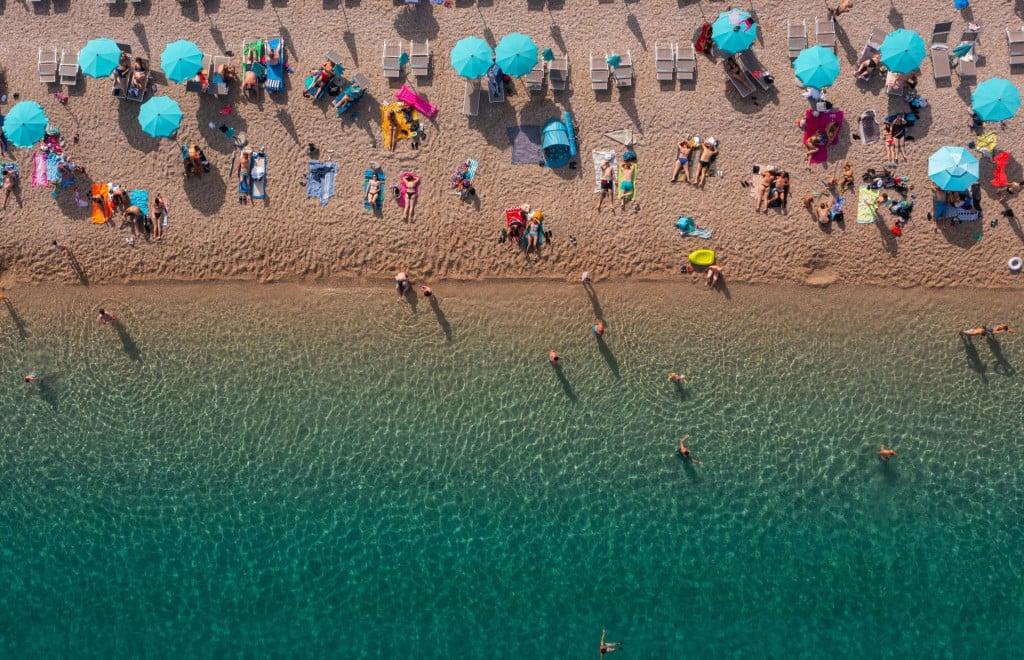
[525,61,545,93]
[612,50,633,88]
[383,40,403,79]
[788,20,808,59]
[410,40,430,78]
[1009,27,1024,71]
[59,48,78,86]
[549,54,569,91]
[38,47,58,84]
[462,79,480,117]
[590,52,609,91]
[676,44,696,82]
[814,17,836,52]
[739,49,772,90]
[654,43,676,82]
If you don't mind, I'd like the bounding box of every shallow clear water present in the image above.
[0,283,1022,657]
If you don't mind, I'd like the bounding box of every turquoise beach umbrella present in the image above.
[793,45,840,89]
[928,146,979,192]
[2,101,49,148]
[78,38,122,79]
[160,39,204,83]
[711,8,758,55]
[495,33,538,78]
[450,36,493,79]
[971,78,1021,122]
[138,96,182,138]
[880,29,926,74]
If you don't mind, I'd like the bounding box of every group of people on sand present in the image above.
[803,121,841,169]
[753,167,790,214]
[91,185,167,246]
[960,324,1013,337]
[670,134,718,187]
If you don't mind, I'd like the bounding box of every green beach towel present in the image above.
[618,163,637,202]
[857,185,880,224]
[243,40,265,78]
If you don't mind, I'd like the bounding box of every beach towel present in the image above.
[857,185,880,223]
[243,40,265,80]
[46,153,60,185]
[395,84,438,119]
[974,132,997,158]
[0,162,18,177]
[803,109,845,165]
[382,102,420,150]
[90,183,111,224]
[32,152,48,187]
[397,172,418,209]
[450,158,477,195]
[859,110,880,146]
[130,189,149,217]
[992,151,1010,188]
[264,37,285,92]
[364,169,385,211]
[251,151,267,200]
[675,216,714,239]
[506,125,543,165]
[307,161,337,206]
[592,150,617,193]
[618,163,637,201]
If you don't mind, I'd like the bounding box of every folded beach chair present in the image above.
[60,48,78,86]
[487,64,506,103]
[859,109,880,146]
[39,47,58,84]
[462,79,481,116]
[739,49,773,90]
[90,183,112,224]
[395,84,438,119]
[655,43,676,82]
[363,168,385,211]
[264,36,285,93]
[1009,27,1024,71]
[126,58,149,102]
[612,50,633,88]
[383,40,403,79]
[549,54,569,91]
[675,44,696,83]
[590,52,610,91]
[855,28,886,82]
[525,61,546,93]
[815,17,836,51]
[410,39,430,78]
[251,149,267,200]
[788,20,808,59]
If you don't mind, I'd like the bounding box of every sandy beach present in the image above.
[0,0,1022,289]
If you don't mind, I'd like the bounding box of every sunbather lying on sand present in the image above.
[755,168,776,213]
[695,139,717,186]
[365,172,382,208]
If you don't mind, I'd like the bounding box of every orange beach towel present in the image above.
[90,183,112,224]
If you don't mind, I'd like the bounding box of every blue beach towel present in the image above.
[307,161,337,206]
[45,153,60,184]
[363,169,386,211]
[506,125,543,165]
[265,37,285,92]
[675,216,714,239]
[130,189,149,217]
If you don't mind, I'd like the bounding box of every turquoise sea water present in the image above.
[0,283,1022,657]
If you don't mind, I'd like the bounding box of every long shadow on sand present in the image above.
[550,361,578,402]
[428,296,452,342]
[112,320,142,362]
[64,248,90,286]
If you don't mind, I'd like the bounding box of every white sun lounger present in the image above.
[549,54,569,91]
[59,48,78,86]
[815,16,836,52]
[676,44,696,82]
[525,61,545,93]
[788,20,808,59]
[383,40,403,79]
[612,50,633,88]
[590,52,609,91]
[1009,27,1024,71]
[655,43,676,82]
[39,47,58,84]
[930,23,953,84]
[462,79,480,117]
[410,39,430,78]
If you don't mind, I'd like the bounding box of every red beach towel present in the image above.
[803,109,845,165]
[991,151,1010,188]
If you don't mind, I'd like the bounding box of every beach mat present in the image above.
[32,152,48,187]
[592,150,616,193]
[307,161,337,206]
[130,189,149,217]
[364,169,385,211]
[506,125,543,165]
[91,183,111,224]
[803,109,845,165]
[857,185,879,223]
[45,153,60,185]
[382,103,419,150]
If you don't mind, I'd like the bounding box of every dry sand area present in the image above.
[1,0,1023,288]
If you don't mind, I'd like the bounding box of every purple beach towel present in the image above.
[506,125,543,165]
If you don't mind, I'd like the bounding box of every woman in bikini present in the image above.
[402,173,420,222]
[525,213,541,253]
[365,172,382,209]
[151,193,167,242]
[854,53,880,80]
[888,114,908,162]
[804,132,827,168]
[755,169,776,213]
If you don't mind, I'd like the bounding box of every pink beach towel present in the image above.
[803,109,845,165]
[31,152,48,187]
[397,172,419,208]
[395,84,438,119]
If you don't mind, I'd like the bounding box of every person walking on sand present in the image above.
[591,320,606,338]
[599,630,621,656]
[878,445,896,461]
[97,308,116,326]
[597,156,615,210]
[548,350,560,364]
[679,435,703,465]
[987,324,1013,335]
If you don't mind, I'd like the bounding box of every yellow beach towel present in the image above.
[381,103,420,150]
[856,185,880,224]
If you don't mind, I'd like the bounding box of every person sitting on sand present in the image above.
[854,53,880,80]
[600,630,622,656]
[695,139,718,187]
[402,173,420,222]
[365,172,382,209]
[987,324,1013,335]
[706,264,722,287]
[840,161,855,190]
[671,135,693,184]
[815,201,831,225]
[109,185,129,212]
[678,436,703,466]
[878,445,896,461]
[669,372,688,384]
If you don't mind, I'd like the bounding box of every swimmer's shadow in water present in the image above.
[113,320,142,362]
[583,281,603,319]
[596,337,619,378]
[959,335,987,382]
[3,298,30,339]
[37,376,60,410]
[550,362,577,402]
[428,297,452,342]
[678,453,699,481]
[672,381,690,401]
[985,335,1016,377]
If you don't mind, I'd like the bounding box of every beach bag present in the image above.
[954,0,969,8]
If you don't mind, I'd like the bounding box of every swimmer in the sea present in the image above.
[97,308,116,325]
[548,350,560,364]
[678,435,703,466]
[669,372,688,384]
[24,372,40,383]
[878,445,896,461]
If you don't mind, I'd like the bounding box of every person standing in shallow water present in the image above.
[97,309,116,326]
[591,320,605,338]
